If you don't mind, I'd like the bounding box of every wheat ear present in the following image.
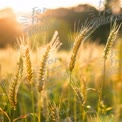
[9,55,23,110]
[37,45,51,92]
[103,22,121,60]
[37,31,62,92]
[25,47,33,84]
[69,23,94,72]
[70,80,86,106]
[48,102,60,122]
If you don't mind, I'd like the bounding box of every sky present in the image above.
[0,0,104,12]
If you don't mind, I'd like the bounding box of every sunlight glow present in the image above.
[0,0,102,12]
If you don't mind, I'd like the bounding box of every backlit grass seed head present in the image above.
[25,47,33,84]
[18,54,24,78]
[69,25,93,72]
[48,102,60,122]
[38,45,51,92]
[71,80,86,106]
[81,77,87,105]
[9,70,19,110]
[103,22,121,60]
[37,31,62,92]
[9,55,23,110]
[16,36,29,55]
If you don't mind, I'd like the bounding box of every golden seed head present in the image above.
[25,47,33,84]
[103,22,121,60]
[38,31,62,93]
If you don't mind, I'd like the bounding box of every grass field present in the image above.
[0,23,122,122]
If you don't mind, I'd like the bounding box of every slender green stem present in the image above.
[11,109,15,122]
[98,59,106,115]
[22,82,27,122]
[31,84,35,122]
[103,60,106,97]
[68,71,72,116]
[38,93,41,122]
[82,107,86,122]
[73,96,77,122]
[100,60,106,100]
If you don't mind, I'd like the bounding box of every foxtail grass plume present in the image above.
[37,31,62,92]
[103,22,121,60]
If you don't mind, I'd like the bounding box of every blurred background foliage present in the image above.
[0,0,122,49]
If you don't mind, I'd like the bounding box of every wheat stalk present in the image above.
[69,23,95,72]
[103,22,121,60]
[9,55,23,110]
[48,102,60,122]
[37,31,62,92]
[70,80,86,106]
[25,47,33,84]
[37,45,51,92]
[0,108,11,122]
[102,22,121,97]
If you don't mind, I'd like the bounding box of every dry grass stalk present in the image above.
[37,31,62,92]
[9,55,23,110]
[103,22,121,60]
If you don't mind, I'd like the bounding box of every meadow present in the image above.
[0,22,122,122]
